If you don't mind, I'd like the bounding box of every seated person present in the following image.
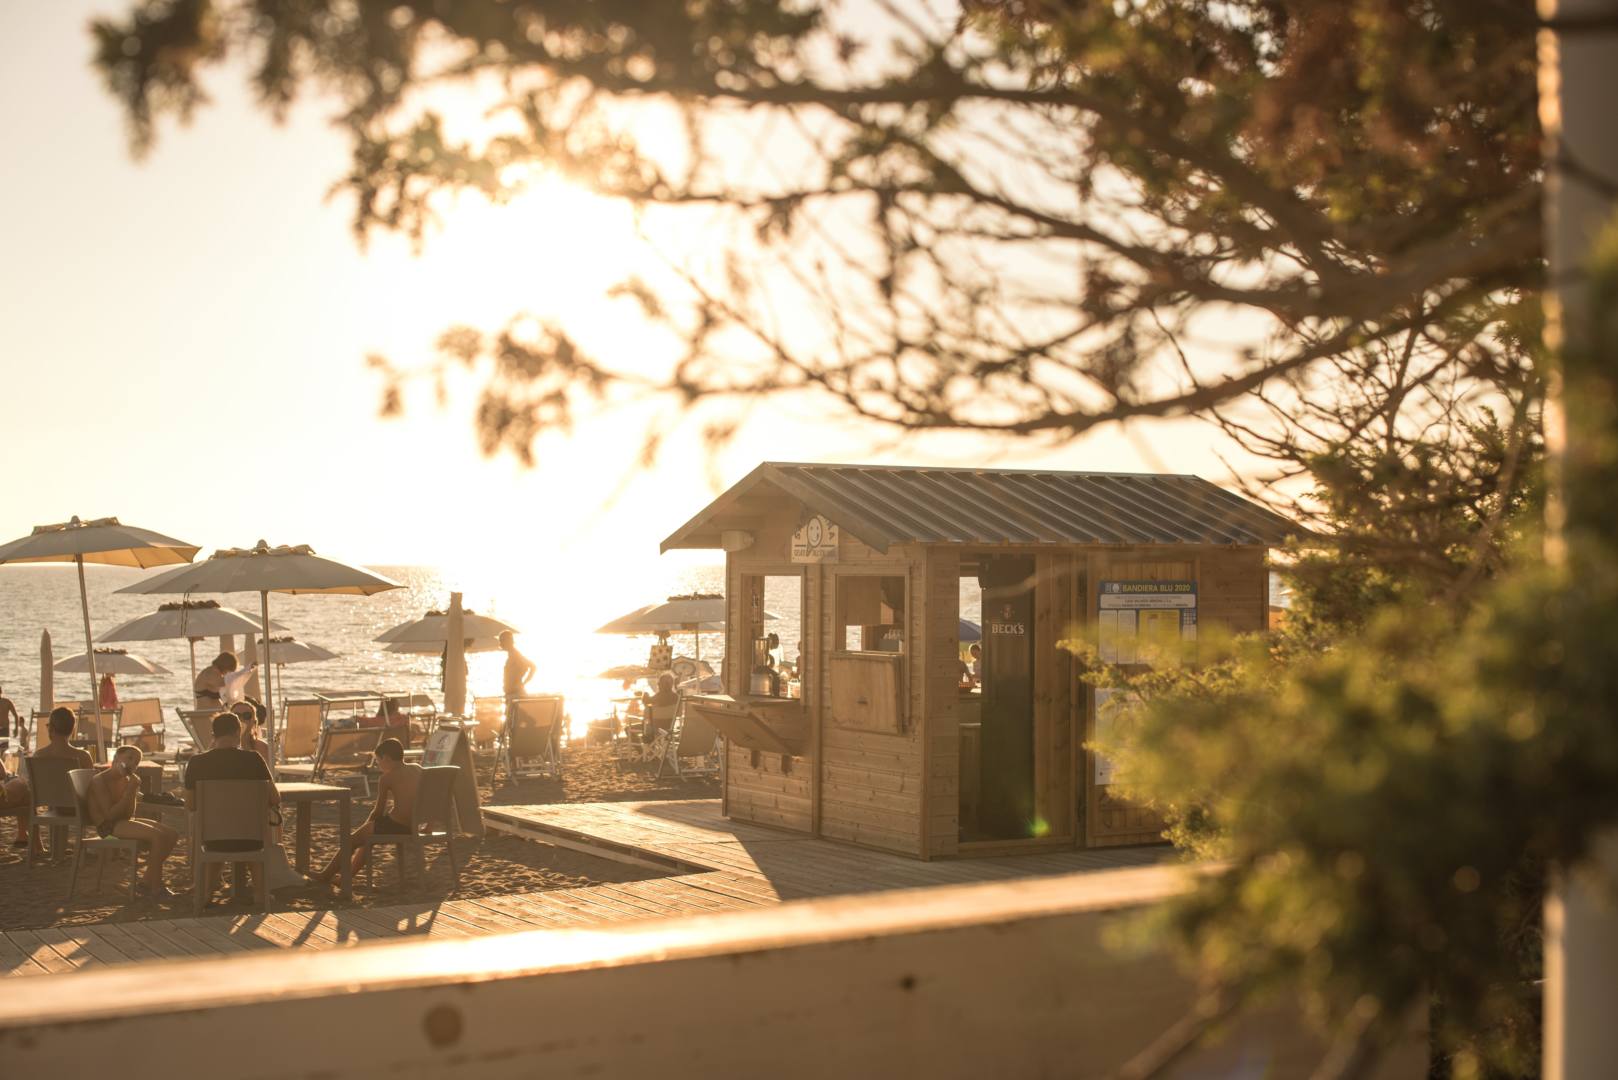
[35,706,92,770]
[87,745,180,899]
[231,700,272,768]
[640,673,679,739]
[29,706,95,841]
[0,755,43,855]
[185,712,281,902]
[314,738,420,887]
[365,698,410,746]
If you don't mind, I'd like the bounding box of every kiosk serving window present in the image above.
[739,572,806,698]
[834,574,907,653]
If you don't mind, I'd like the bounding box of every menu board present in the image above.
[1097,581,1196,665]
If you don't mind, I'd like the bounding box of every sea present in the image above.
[0,561,774,747]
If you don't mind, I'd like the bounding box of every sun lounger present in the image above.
[116,698,166,756]
[503,696,564,782]
[275,726,383,795]
[174,708,216,753]
[470,697,506,750]
[278,700,323,762]
[655,709,721,781]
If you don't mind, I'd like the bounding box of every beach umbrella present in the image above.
[375,608,517,649]
[597,657,716,681]
[0,516,199,757]
[55,648,170,676]
[239,634,264,700]
[443,593,467,718]
[382,636,502,655]
[257,636,339,665]
[597,593,775,667]
[39,630,53,716]
[99,599,279,685]
[254,635,339,712]
[959,619,982,643]
[118,541,400,762]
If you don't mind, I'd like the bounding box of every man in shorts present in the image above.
[86,745,180,898]
[313,738,420,886]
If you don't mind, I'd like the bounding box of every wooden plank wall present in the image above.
[1197,547,1269,642]
[922,547,961,858]
[724,512,813,834]
[1032,552,1078,842]
[816,534,928,856]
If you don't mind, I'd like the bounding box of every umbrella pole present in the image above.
[260,591,277,764]
[74,555,107,760]
[187,639,198,688]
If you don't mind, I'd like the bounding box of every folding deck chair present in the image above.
[116,698,166,757]
[470,696,506,782]
[655,709,722,781]
[174,708,216,754]
[502,696,564,782]
[277,700,324,763]
[617,702,677,769]
[275,726,383,796]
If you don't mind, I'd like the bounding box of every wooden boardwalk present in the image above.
[2,800,1170,978]
[482,800,1170,900]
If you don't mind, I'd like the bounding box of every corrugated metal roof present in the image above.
[661,462,1305,553]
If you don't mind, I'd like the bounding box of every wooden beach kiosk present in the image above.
[665,462,1300,859]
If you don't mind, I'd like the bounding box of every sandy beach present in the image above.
[0,744,717,932]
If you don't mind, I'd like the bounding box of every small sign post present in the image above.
[423,727,484,838]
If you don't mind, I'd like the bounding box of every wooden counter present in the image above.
[686,694,810,756]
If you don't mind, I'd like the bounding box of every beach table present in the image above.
[276,781,354,899]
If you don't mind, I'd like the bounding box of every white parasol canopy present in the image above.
[56,648,170,676]
[100,599,281,685]
[118,541,400,762]
[597,593,775,667]
[383,637,502,655]
[597,595,732,635]
[0,516,198,757]
[258,636,339,665]
[376,609,517,648]
[258,635,340,710]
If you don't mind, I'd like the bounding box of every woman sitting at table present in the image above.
[194,651,239,710]
[640,673,679,740]
[231,699,271,766]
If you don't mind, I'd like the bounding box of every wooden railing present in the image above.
[0,865,1425,1077]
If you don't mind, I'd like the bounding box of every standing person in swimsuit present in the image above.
[87,745,180,898]
[194,652,238,710]
[313,739,421,886]
[499,631,534,702]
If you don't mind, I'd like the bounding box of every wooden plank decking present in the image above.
[482,799,1171,900]
[2,800,1171,978]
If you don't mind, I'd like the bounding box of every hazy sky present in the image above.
[1,2,1249,613]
